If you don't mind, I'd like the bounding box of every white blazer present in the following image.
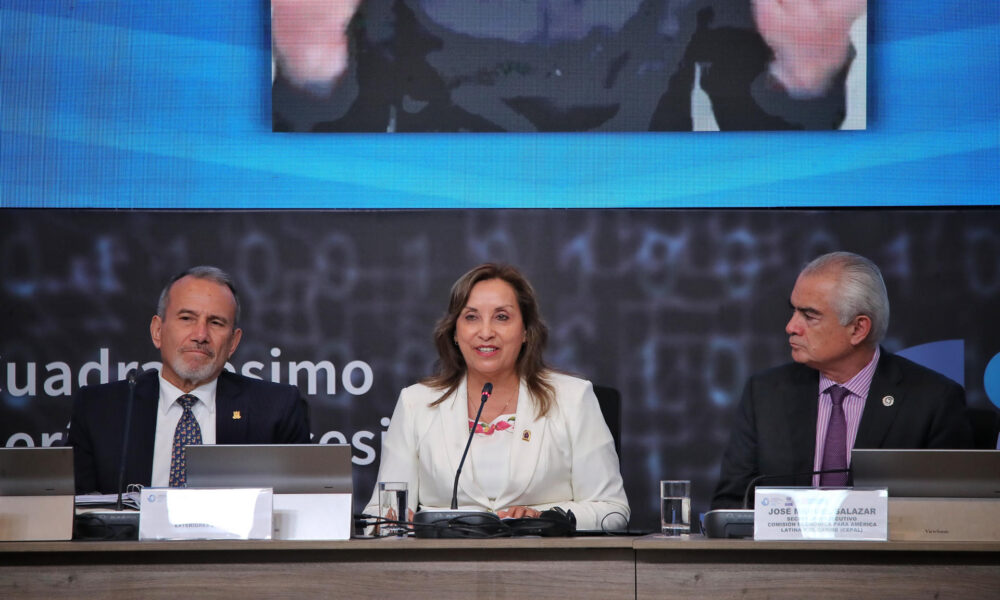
[365,372,630,530]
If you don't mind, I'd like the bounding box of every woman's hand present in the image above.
[376,507,414,534]
[384,507,415,522]
[497,505,541,519]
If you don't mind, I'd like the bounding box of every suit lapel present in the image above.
[856,351,901,448]
[788,366,820,474]
[499,379,545,505]
[215,372,247,443]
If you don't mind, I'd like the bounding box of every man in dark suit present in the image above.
[69,266,311,494]
[712,252,972,509]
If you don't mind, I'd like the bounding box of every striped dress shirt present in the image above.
[812,346,880,486]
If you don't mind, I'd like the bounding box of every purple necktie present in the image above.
[820,385,850,487]
[169,394,203,487]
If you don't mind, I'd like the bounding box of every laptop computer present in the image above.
[0,447,75,541]
[183,444,354,540]
[184,444,353,494]
[851,448,1000,498]
[0,447,74,496]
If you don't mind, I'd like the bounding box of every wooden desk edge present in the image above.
[0,535,635,554]
[2,535,998,554]
[632,533,1000,552]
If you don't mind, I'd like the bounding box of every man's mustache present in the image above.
[179,345,215,358]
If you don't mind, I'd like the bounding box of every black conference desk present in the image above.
[1,536,998,599]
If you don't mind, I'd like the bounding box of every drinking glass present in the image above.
[660,480,691,536]
[378,481,408,536]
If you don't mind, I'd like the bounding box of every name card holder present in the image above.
[273,493,352,540]
[139,488,273,540]
[754,487,888,541]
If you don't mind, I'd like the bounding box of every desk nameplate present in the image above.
[754,487,888,541]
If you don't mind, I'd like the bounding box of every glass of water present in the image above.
[660,480,691,536]
[378,481,408,536]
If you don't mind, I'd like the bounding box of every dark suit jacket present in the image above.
[68,370,311,494]
[711,350,973,509]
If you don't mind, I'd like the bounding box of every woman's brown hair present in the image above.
[422,263,555,416]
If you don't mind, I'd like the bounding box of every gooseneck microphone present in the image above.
[703,467,855,538]
[451,382,492,509]
[741,467,852,509]
[412,382,505,537]
[115,366,143,511]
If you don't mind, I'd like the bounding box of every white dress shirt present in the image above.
[812,347,880,486]
[150,374,218,487]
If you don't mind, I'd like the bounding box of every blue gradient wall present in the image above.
[2,1,998,207]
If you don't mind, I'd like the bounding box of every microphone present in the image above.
[703,467,853,539]
[72,366,145,540]
[413,382,503,538]
[452,382,491,509]
[115,366,143,511]
[741,467,852,509]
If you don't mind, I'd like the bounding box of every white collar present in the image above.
[157,372,218,415]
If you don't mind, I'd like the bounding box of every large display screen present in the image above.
[2,1,997,207]
[272,0,867,132]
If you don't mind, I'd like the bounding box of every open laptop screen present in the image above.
[184,444,352,494]
[851,449,1000,498]
[0,447,75,496]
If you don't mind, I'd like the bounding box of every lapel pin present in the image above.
[521,430,531,442]
[882,396,894,407]
[232,410,242,420]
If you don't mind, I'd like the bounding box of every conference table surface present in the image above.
[2,536,998,599]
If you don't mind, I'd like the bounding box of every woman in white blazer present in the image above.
[365,263,630,531]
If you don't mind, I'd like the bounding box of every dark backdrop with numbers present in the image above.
[2,209,999,528]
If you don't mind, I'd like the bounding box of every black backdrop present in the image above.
[2,209,998,528]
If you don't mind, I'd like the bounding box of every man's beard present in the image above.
[168,350,220,385]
